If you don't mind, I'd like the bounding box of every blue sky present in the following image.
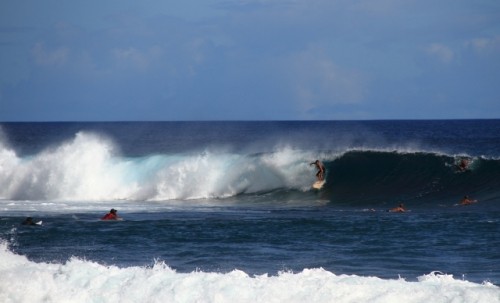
[1,0,499,121]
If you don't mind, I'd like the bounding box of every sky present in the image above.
[0,0,499,121]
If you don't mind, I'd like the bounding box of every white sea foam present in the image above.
[0,242,498,303]
[0,132,326,202]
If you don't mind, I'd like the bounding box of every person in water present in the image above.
[21,217,38,225]
[460,195,477,206]
[457,158,470,172]
[310,160,325,181]
[101,209,120,220]
[389,203,406,213]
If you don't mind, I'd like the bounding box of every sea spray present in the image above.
[0,134,327,201]
[0,132,136,201]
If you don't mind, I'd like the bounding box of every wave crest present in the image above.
[1,132,499,205]
[0,133,320,201]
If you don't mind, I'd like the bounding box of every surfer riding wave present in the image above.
[310,160,325,181]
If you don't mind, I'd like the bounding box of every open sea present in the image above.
[0,120,499,303]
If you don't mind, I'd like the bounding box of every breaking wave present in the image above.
[1,131,499,206]
[0,242,498,303]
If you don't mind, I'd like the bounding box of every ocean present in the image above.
[0,120,499,303]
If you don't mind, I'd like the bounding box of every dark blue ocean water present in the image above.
[1,120,499,289]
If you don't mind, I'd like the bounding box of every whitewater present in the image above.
[0,242,498,303]
[0,131,325,202]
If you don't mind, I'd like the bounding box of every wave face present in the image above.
[0,242,498,303]
[326,150,500,206]
[1,128,500,207]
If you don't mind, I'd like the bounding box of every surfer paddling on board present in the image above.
[389,203,406,213]
[101,209,121,220]
[21,217,38,226]
[310,160,325,181]
[459,195,477,206]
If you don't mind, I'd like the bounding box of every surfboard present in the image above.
[312,180,325,189]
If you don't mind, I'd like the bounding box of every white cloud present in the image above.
[111,46,163,71]
[32,42,69,67]
[425,43,454,64]
[465,36,500,54]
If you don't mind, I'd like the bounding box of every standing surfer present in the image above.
[310,160,325,181]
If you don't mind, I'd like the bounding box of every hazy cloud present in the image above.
[425,43,454,64]
[466,35,500,54]
[283,45,365,114]
[32,42,70,67]
[111,46,163,71]
[1,0,499,120]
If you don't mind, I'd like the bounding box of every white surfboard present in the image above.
[312,180,325,189]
